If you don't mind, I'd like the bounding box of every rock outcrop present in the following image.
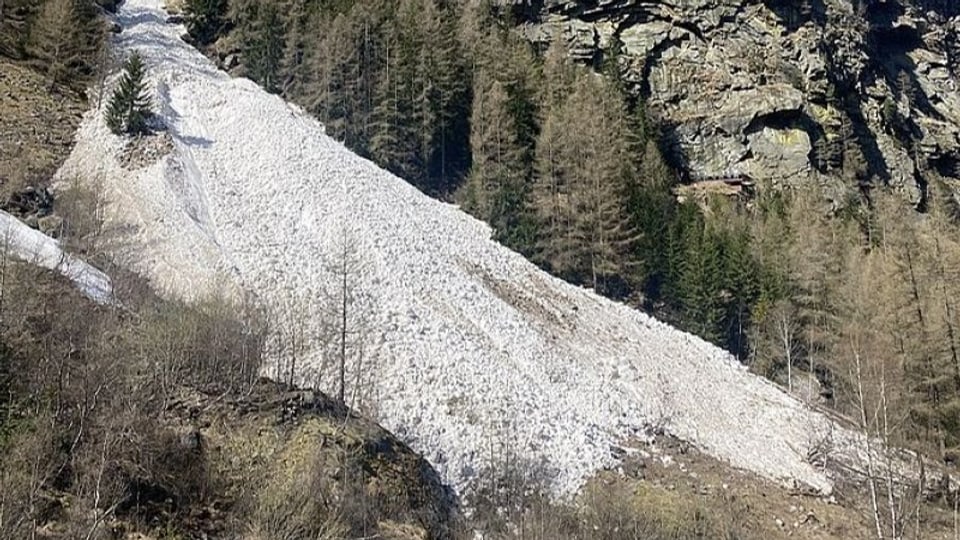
[121,380,457,539]
[500,0,960,206]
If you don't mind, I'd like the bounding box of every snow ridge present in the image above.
[60,0,859,497]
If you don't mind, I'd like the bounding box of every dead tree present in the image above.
[319,223,375,408]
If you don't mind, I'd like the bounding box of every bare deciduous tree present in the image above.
[321,223,375,407]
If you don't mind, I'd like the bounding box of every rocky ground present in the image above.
[503,0,960,207]
[113,379,457,539]
[0,61,88,232]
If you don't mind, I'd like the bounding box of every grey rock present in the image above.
[179,430,202,452]
[745,126,812,184]
[499,0,960,199]
[223,53,241,70]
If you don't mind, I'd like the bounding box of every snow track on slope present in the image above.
[60,0,861,496]
[0,210,112,303]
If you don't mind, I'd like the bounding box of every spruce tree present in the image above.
[369,33,420,181]
[236,1,285,93]
[105,51,153,135]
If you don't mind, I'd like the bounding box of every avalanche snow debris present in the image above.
[59,0,869,498]
[0,210,112,303]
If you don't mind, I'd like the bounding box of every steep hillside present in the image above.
[59,0,885,501]
[0,61,85,210]
[0,253,454,538]
[500,0,960,205]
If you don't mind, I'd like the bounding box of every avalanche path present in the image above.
[60,0,863,497]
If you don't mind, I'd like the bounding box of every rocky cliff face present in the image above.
[501,0,960,206]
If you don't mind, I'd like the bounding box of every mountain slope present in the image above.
[60,0,868,497]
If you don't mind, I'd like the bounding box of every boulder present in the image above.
[223,53,240,70]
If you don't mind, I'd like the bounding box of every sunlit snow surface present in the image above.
[0,210,112,303]
[59,0,864,497]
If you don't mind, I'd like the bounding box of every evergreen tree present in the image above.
[235,0,285,92]
[462,30,540,254]
[628,137,676,299]
[720,220,760,356]
[369,25,420,181]
[465,75,534,253]
[105,51,153,135]
[672,209,725,344]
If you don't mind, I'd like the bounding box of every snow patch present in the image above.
[0,210,112,303]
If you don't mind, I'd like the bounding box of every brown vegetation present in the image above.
[0,60,85,205]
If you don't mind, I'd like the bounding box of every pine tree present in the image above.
[105,51,153,135]
[425,3,469,192]
[719,219,760,356]
[369,27,420,181]
[675,214,726,344]
[629,138,676,297]
[236,1,285,93]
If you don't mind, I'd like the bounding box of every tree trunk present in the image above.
[339,238,348,403]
